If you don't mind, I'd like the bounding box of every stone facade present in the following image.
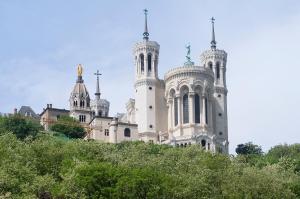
[40,13,229,154]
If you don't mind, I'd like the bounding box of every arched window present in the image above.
[205,97,208,124]
[194,94,200,123]
[174,98,178,126]
[140,54,144,72]
[201,139,206,148]
[80,100,85,107]
[73,101,76,106]
[183,94,189,123]
[147,54,152,72]
[216,62,220,79]
[208,62,213,70]
[124,128,131,137]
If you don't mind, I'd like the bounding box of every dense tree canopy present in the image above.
[50,115,85,139]
[236,142,263,155]
[0,115,42,139]
[0,131,299,198]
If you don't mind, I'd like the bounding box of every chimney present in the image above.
[47,104,49,108]
[50,104,52,108]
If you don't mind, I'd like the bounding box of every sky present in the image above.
[0,0,300,154]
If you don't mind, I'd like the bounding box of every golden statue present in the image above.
[77,64,83,76]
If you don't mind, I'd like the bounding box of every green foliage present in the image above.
[0,115,42,139]
[0,132,299,198]
[236,142,263,155]
[50,115,85,139]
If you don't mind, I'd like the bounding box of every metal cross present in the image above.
[144,9,148,15]
[94,70,102,78]
[210,17,215,24]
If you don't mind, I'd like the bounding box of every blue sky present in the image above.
[1,0,300,154]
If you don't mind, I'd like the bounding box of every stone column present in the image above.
[176,94,182,126]
[213,64,217,84]
[208,97,213,129]
[189,92,195,124]
[202,94,207,126]
[221,66,225,87]
[167,98,173,131]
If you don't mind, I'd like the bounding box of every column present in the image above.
[176,94,182,126]
[221,66,225,86]
[167,98,173,131]
[208,97,213,129]
[189,92,195,124]
[213,64,217,83]
[202,94,207,126]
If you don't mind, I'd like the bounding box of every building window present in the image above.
[216,62,220,79]
[149,86,152,90]
[57,115,60,120]
[174,98,178,126]
[205,97,208,124]
[218,94,221,98]
[124,128,131,137]
[218,113,222,116]
[104,129,109,136]
[219,132,223,135]
[149,140,154,144]
[79,115,86,123]
[208,62,213,70]
[183,94,189,123]
[147,54,152,72]
[149,105,152,109]
[208,143,210,150]
[80,100,85,107]
[149,125,153,128]
[194,94,200,123]
[140,54,144,72]
[201,139,206,148]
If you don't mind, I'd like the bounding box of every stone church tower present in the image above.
[69,64,92,124]
[200,18,229,153]
[133,10,167,143]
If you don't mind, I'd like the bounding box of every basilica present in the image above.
[40,10,229,154]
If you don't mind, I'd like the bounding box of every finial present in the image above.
[77,64,83,76]
[184,43,194,66]
[210,17,217,49]
[94,69,102,100]
[143,9,149,40]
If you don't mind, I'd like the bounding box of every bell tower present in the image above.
[200,18,229,153]
[133,9,166,143]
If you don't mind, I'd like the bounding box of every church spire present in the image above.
[94,70,102,100]
[143,9,149,41]
[210,17,217,49]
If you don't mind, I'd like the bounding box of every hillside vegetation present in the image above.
[0,115,300,198]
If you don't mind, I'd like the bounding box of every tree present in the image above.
[50,116,85,139]
[236,142,263,155]
[0,115,42,139]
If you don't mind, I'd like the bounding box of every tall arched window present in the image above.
[216,62,220,79]
[183,94,189,123]
[124,128,131,137]
[205,97,208,124]
[194,94,200,123]
[201,139,206,148]
[174,98,178,126]
[147,54,152,72]
[208,62,213,70]
[140,54,144,72]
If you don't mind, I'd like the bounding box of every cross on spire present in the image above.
[143,9,149,40]
[94,70,102,99]
[210,17,217,49]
